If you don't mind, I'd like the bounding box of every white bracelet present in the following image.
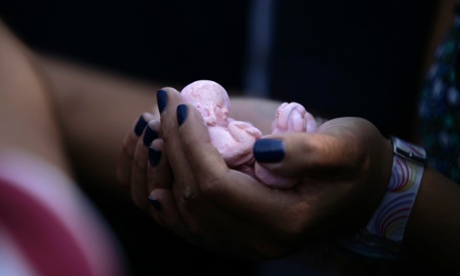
[341,136,426,259]
[366,139,426,241]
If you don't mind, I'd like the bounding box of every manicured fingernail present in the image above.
[157,89,168,114]
[253,139,285,163]
[143,125,158,146]
[148,195,162,211]
[148,146,161,167]
[177,104,188,126]
[134,115,148,136]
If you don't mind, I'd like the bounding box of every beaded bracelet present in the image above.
[341,136,426,259]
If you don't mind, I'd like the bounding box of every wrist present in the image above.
[404,167,460,270]
[367,136,426,241]
[341,136,427,259]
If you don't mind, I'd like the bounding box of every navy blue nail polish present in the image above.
[253,139,285,163]
[148,146,161,167]
[148,195,162,211]
[177,104,188,126]
[134,115,148,136]
[143,126,158,146]
[157,89,168,114]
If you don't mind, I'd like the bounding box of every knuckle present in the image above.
[199,175,224,198]
[174,181,198,207]
[181,185,198,202]
[178,175,224,205]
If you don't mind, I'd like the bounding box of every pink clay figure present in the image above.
[255,101,318,188]
[181,80,262,167]
[180,80,317,189]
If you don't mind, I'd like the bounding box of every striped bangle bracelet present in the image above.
[341,136,427,259]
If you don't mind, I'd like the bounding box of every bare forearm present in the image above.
[405,167,460,272]
[0,21,71,174]
[38,56,279,199]
[38,55,162,198]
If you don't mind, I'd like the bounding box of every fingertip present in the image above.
[253,139,285,164]
[174,104,206,142]
[134,114,148,136]
[157,88,185,135]
[157,87,182,114]
[147,195,162,211]
[118,113,155,190]
[149,189,184,230]
[173,104,230,187]
[148,145,162,167]
[134,113,155,136]
[147,191,165,227]
[253,132,316,178]
[177,104,188,126]
[143,124,159,146]
[146,138,172,192]
[157,89,168,114]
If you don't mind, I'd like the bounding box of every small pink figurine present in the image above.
[180,80,317,189]
[181,80,262,167]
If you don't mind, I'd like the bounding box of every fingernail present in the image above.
[177,104,188,126]
[148,195,162,211]
[148,146,161,167]
[253,139,285,163]
[134,115,148,136]
[143,125,158,146]
[157,89,168,114]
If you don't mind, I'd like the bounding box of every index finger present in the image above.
[175,104,300,224]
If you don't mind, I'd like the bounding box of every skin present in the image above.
[181,80,262,168]
[1,0,459,271]
[120,87,393,258]
[115,1,460,269]
[181,80,319,188]
[39,54,160,201]
[119,88,460,272]
[0,20,71,174]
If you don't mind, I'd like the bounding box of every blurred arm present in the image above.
[38,54,162,200]
[0,20,71,174]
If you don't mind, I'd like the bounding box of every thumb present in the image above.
[253,132,362,178]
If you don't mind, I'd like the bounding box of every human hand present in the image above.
[181,80,263,168]
[147,87,393,259]
[116,109,169,212]
[180,80,317,187]
[114,80,285,213]
[255,101,317,187]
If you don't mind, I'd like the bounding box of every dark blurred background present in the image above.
[0,0,438,138]
[0,0,438,274]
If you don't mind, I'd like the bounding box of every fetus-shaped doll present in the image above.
[255,102,317,188]
[181,80,317,188]
[181,80,262,168]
